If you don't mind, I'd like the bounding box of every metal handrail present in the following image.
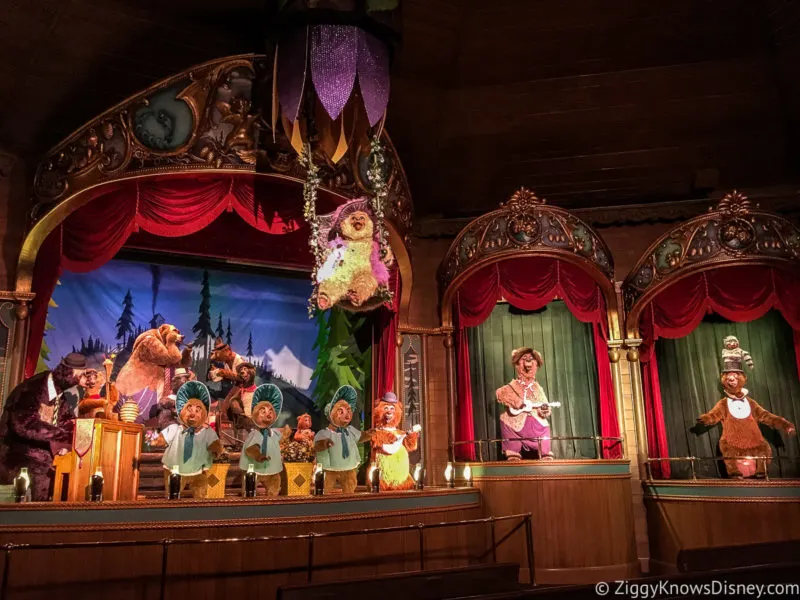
[453,435,624,462]
[644,455,799,481]
[0,512,535,600]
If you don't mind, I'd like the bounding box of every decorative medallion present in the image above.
[439,187,615,296]
[29,55,413,250]
[132,81,195,151]
[719,218,756,253]
[622,190,800,323]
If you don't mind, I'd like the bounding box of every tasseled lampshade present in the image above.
[266,0,402,162]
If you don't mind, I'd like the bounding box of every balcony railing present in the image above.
[452,435,624,461]
[644,455,800,480]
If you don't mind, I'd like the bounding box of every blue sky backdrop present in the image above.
[44,259,318,392]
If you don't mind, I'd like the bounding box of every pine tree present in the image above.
[226,319,233,345]
[193,270,213,342]
[310,308,371,416]
[38,286,60,373]
[405,349,419,426]
[115,290,135,344]
[216,313,224,338]
[247,331,254,357]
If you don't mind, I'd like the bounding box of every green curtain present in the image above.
[467,301,600,461]
[656,310,800,478]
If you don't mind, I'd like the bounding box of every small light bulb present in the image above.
[444,462,454,482]
[464,464,472,483]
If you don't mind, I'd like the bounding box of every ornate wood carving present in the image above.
[622,190,800,324]
[30,54,413,245]
[438,187,615,295]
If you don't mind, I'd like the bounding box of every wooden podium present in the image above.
[53,418,144,502]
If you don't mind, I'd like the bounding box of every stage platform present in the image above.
[0,487,485,600]
[0,487,481,533]
[463,459,639,585]
[643,479,800,574]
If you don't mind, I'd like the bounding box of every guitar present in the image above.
[507,401,561,417]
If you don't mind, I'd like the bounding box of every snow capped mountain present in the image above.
[265,345,314,391]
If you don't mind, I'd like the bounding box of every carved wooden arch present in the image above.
[16,54,414,323]
[438,187,616,329]
[622,190,800,336]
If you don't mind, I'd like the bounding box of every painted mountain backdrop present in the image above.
[42,259,319,420]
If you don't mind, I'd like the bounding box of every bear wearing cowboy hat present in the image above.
[495,347,554,461]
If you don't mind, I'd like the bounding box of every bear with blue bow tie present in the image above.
[697,348,795,478]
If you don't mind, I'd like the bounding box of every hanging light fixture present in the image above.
[266,1,402,311]
[267,0,402,162]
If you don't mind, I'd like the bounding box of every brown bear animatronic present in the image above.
[116,324,185,400]
[698,364,795,478]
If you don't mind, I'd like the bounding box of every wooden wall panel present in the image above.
[476,475,638,584]
[0,502,485,600]
[423,334,450,486]
[645,497,800,573]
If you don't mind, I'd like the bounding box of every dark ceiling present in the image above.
[2,0,799,217]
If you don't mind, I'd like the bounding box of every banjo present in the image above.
[507,400,561,417]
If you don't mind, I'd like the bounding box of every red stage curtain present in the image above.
[638,265,800,478]
[24,174,345,378]
[374,269,401,401]
[454,257,620,460]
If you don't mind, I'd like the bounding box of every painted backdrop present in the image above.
[40,259,319,426]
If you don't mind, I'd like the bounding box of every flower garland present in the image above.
[366,136,394,304]
[300,144,323,315]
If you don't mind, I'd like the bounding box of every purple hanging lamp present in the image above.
[267,0,402,163]
[266,1,402,313]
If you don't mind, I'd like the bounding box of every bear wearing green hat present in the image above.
[239,384,291,496]
[157,381,226,498]
[313,385,374,493]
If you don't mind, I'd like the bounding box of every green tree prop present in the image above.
[216,313,224,339]
[226,319,233,345]
[37,296,58,373]
[193,270,213,342]
[247,331,254,357]
[311,308,372,418]
[115,290,135,345]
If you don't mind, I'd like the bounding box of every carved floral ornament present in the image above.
[438,187,614,293]
[622,190,800,315]
[29,54,413,245]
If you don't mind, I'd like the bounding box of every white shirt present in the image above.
[161,423,182,445]
[47,374,57,402]
[727,396,752,420]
